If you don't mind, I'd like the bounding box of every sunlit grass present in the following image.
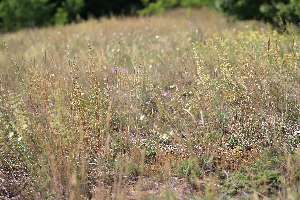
[0,7,300,199]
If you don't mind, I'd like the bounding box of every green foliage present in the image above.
[223,152,283,196]
[276,0,300,24]
[139,0,178,15]
[54,7,69,25]
[139,0,210,15]
[0,0,84,30]
[0,0,143,31]
[0,0,54,31]
[214,0,300,25]
[180,0,209,8]
[54,0,84,24]
[178,159,194,177]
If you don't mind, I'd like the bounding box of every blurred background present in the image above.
[0,0,299,32]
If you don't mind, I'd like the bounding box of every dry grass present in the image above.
[1,6,300,199]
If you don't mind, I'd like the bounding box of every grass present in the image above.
[1,6,300,199]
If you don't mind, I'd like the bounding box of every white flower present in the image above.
[9,132,14,137]
[155,35,159,39]
[162,133,168,140]
[140,115,145,120]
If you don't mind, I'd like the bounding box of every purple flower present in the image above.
[163,92,168,97]
[145,102,149,105]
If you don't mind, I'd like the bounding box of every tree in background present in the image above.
[53,0,84,24]
[0,0,84,31]
[0,0,300,32]
[275,0,300,25]
[214,0,300,26]
[0,0,54,31]
[0,0,143,31]
[83,0,143,18]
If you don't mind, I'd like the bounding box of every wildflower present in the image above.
[140,115,145,120]
[163,92,168,97]
[155,35,159,39]
[9,132,14,137]
[145,102,149,105]
[168,85,177,89]
[161,133,168,140]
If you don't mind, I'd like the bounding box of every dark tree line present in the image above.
[0,0,144,32]
[215,0,300,26]
[0,0,299,32]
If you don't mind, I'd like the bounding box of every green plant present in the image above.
[180,0,209,8]
[0,0,54,31]
[54,0,84,24]
[214,0,300,26]
[178,159,194,177]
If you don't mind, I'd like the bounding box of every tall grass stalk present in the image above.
[1,7,300,199]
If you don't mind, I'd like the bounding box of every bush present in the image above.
[0,0,85,31]
[0,0,144,31]
[214,0,300,26]
[276,0,300,24]
[54,0,84,24]
[0,0,54,31]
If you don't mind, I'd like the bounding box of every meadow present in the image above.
[1,7,300,199]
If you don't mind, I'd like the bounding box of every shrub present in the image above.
[0,0,54,31]
[54,0,84,24]
[214,0,300,26]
